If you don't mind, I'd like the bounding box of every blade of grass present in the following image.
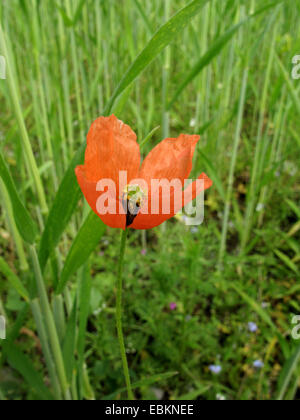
[0,151,38,244]
[168,1,283,109]
[30,245,71,400]
[132,0,154,35]
[0,178,28,271]
[77,266,92,400]
[4,342,54,400]
[168,20,246,109]
[139,125,161,149]
[0,257,29,301]
[62,297,77,384]
[31,299,62,400]
[0,23,48,214]
[274,249,299,275]
[104,0,211,114]
[277,342,300,400]
[39,144,85,271]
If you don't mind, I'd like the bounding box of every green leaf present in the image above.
[0,151,37,244]
[104,0,211,114]
[102,371,178,400]
[139,125,161,149]
[0,257,29,301]
[4,342,54,400]
[277,342,300,400]
[62,297,77,383]
[57,211,106,294]
[39,144,85,272]
[274,250,299,275]
[23,161,53,192]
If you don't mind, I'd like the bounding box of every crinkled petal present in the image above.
[84,115,140,195]
[75,165,126,229]
[131,173,212,230]
[139,134,200,186]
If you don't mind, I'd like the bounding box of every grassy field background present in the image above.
[0,0,300,400]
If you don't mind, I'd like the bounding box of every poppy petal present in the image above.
[75,165,126,229]
[84,115,140,192]
[131,172,212,230]
[139,134,200,185]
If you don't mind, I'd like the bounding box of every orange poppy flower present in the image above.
[75,115,212,230]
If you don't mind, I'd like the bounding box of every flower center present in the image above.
[122,184,146,227]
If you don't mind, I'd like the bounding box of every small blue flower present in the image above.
[190,227,199,234]
[248,322,258,333]
[253,360,264,369]
[209,365,222,375]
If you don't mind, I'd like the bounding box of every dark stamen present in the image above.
[122,197,141,227]
[122,185,145,227]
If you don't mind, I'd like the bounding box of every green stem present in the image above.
[116,228,134,400]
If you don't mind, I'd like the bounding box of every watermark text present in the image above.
[291,315,300,340]
[0,55,6,80]
[292,55,300,80]
[0,316,6,340]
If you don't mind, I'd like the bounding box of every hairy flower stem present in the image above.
[116,228,134,400]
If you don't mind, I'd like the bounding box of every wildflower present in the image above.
[169,302,177,311]
[190,226,199,234]
[141,249,147,256]
[75,115,212,230]
[209,365,222,375]
[216,393,226,400]
[253,360,264,369]
[248,322,258,333]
